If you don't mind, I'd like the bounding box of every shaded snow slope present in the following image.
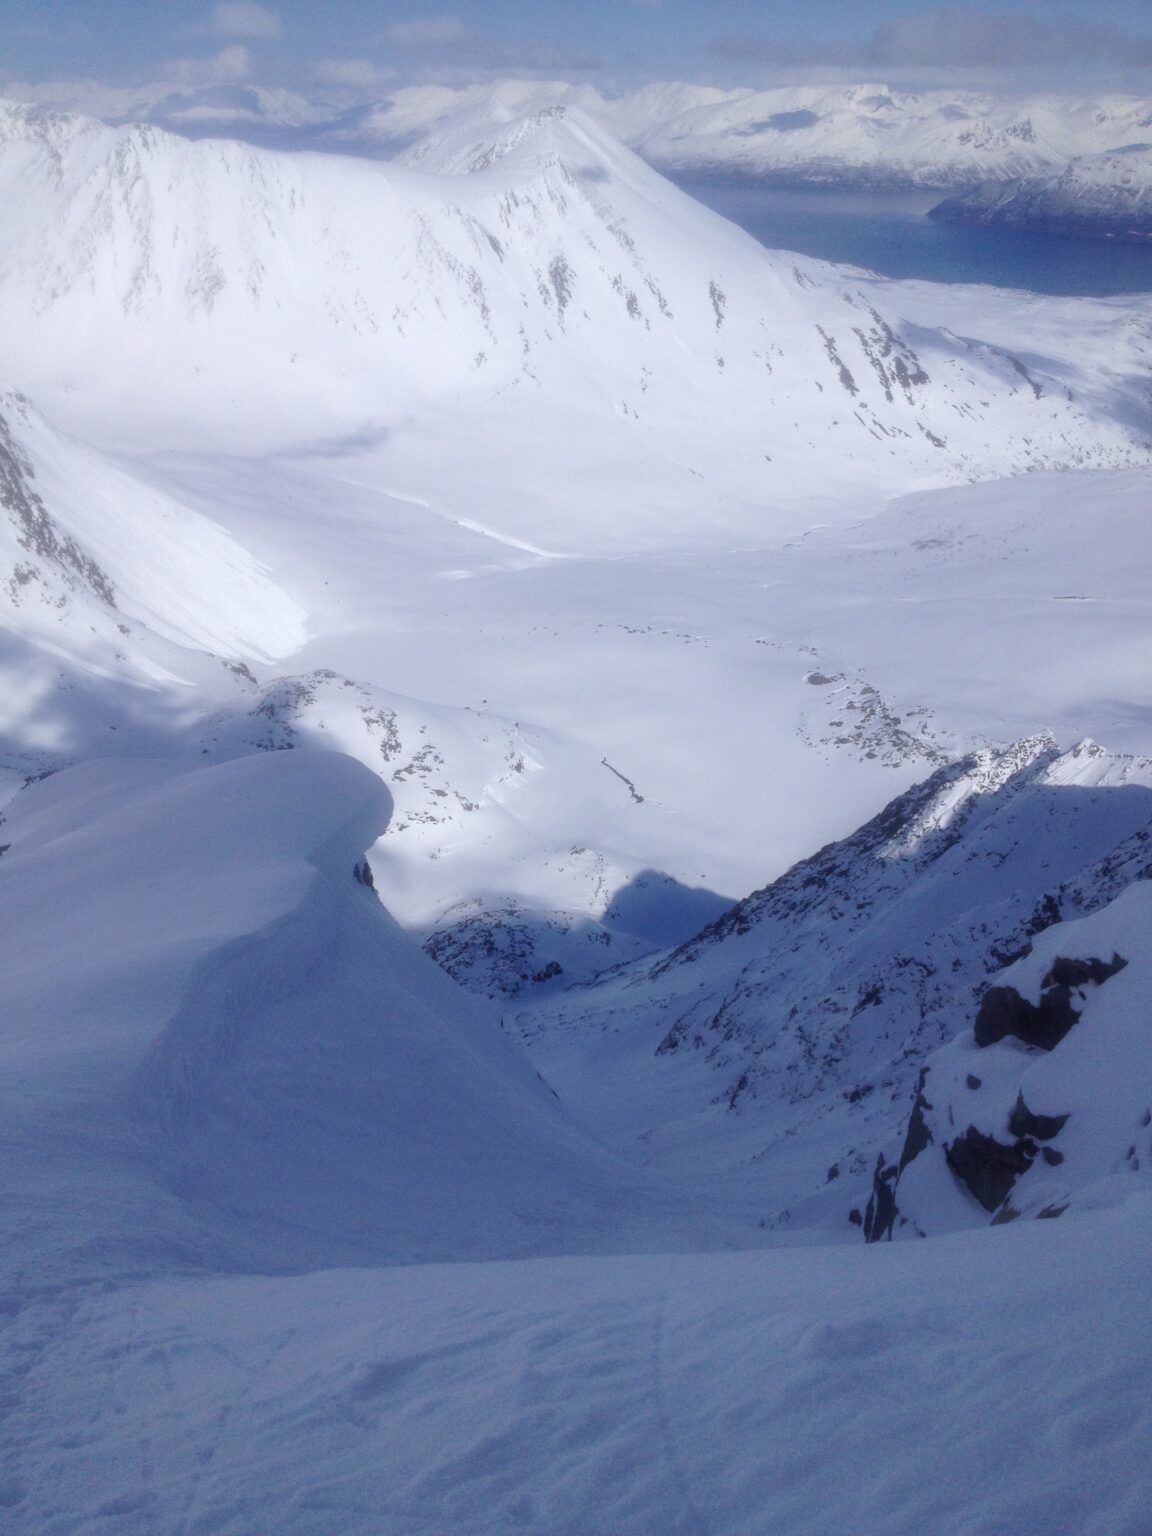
[0,750,711,1288]
[0,98,1147,532]
[7,1197,1151,1535]
[509,738,1152,1231]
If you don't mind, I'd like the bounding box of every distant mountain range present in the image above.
[14,75,1150,204]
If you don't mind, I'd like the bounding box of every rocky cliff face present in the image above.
[865,878,1152,1240]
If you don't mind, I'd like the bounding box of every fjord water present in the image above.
[675,179,1152,295]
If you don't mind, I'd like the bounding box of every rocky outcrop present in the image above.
[863,881,1149,1239]
[974,953,1128,1051]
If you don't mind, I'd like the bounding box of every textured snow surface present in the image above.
[5,1198,1151,1535]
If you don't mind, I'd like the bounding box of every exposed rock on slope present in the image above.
[866,880,1152,1239]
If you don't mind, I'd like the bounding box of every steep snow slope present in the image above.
[0,390,304,663]
[0,98,1147,532]
[508,739,1152,1231]
[933,141,1152,238]
[0,750,713,1287]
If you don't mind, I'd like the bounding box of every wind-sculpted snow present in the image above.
[0,97,1147,518]
[0,751,709,1289]
[511,739,1152,1230]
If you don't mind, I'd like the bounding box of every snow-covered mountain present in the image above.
[932,141,1152,239]
[54,74,1152,194]
[2,92,1151,1533]
[617,82,1152,190]
[1,97,1147,505]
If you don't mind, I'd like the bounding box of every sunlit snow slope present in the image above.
[0,97,1148,552]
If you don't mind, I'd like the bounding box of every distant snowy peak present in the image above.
[931,142,1152,239]
[18,76,1152,192]
[1,96,1147,499]
[624,82,1135,189]
[331,79,1152,190]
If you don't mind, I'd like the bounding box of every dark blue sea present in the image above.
[673,179,1152,297]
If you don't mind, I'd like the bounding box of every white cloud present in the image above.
[313,57,390,89]
[382,16,470,50]
[212,2,282,41]
[164,44,252,85]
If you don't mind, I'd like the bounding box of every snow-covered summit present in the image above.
[0,96,1148,517]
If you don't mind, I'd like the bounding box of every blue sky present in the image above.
[4,1,1152,95]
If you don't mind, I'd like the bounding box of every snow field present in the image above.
[7,1196,1151,1535]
